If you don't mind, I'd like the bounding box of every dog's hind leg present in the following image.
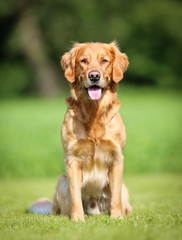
[52,193,61,215]
[52,175,71,217]
[125,202,132,216]
[122,183,132,216]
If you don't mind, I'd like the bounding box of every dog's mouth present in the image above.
[86,86,104,100]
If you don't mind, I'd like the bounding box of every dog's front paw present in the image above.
[110,209,124,219]
[71,212,85,222]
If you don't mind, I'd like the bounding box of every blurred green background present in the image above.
[0,0,182,178]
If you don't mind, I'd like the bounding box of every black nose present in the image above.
[88,71,101,82]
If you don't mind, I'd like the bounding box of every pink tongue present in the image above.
[88,88,102,100]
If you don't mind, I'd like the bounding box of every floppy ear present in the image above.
[61,43,80,82]
[110,42,129,83]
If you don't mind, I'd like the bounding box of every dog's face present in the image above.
[61,42,129,100]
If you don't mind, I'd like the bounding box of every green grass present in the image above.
[0,86,181,239]
[0,86,182,177]
[0,174,181,240]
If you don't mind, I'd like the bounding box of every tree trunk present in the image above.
[17,3,62,96]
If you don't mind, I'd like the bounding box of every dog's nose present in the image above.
[88,71,101,82]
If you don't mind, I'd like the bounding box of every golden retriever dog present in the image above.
[52,42,132,221]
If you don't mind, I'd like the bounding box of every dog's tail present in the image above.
[29,198,52,214]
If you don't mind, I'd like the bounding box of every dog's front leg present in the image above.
[109,154,124,219]
[66,162,84,221]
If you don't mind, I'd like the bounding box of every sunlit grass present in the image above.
[0,86,181,239]
[0,174,181,240]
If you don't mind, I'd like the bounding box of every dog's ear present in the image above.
[110,42,129,83]
[61,43,80,82]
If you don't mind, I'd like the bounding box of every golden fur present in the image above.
[52,42,132,221]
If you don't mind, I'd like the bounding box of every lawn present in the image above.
[0,174,181,240]
[0,86,182,239]
[0,86,182,177]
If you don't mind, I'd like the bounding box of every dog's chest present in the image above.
[81,138,119,196]
[86,122,106,140]
[82,164,108,192]
[82,158,109,199]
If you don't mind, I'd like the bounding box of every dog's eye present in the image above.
[102,59,109,63]
[81,59,87,64]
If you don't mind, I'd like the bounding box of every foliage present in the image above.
[37,0,182,87]
[0,87,181,178]
[0,62,31,97]
[0,174,181,240]
[0,0,182,96]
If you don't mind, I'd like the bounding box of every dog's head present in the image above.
[61,42,128,100]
